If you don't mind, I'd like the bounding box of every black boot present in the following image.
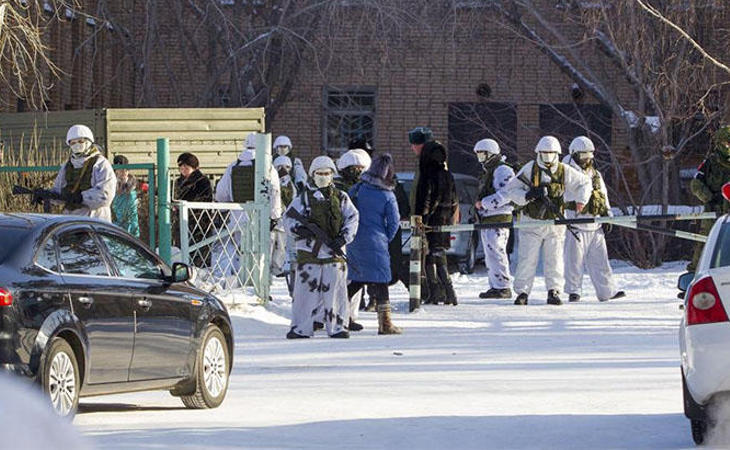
[547,290,563,305]
[436,257,457,306]
[330,331,350,339]
[348,319,364,332]
[514,293,528,305]
[480,288,512,299]
[424,261,442,304]
[610,291,626,300]
[568,293,580,302]
[286,327,309,339]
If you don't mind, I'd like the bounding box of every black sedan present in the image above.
[0,213,233,417]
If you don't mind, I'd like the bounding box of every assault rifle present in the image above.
[12,185,61,213]
[516,173,581,242]
[285,207,349,263]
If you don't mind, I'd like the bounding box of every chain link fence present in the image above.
[177,200,271,303]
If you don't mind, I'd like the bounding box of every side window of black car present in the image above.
[58,231,110,276]
[99,234,163,280]
[36,236,59,272]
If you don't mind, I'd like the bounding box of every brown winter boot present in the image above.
[377,304,403,335]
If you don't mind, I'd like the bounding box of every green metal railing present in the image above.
[0,163,157,249]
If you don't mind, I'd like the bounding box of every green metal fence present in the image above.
[0,163,157,249]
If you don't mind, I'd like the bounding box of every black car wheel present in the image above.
[41,338,80,418]
[691,419,707,445]
[458,233,477,275]
[181,324,230,409]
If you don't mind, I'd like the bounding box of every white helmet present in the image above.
[473,138,500,155]
[273,155,292,169]
[273,135,292,148]
[244,133,256,150]
[308,155,337,177]
[337,149,372,171]
[66,125,94,145]
[569,136,595,154]
[534,135,562,154]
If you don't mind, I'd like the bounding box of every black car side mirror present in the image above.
[170,262,192,283]
[678,272,695,293]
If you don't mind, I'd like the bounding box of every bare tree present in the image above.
[478,0,730,266]
[0,1,79,109]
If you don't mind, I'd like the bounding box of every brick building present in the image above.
[2,1,728,186]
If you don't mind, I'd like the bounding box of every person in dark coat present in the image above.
[347,153,402,334]
[409,127,459,306]
[173,152,213,265]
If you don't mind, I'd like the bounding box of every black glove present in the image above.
[62,191,84,205]
[525,186,548,202]
[330,236,346,253]
[293,224,315,240]
[270,218,279,231]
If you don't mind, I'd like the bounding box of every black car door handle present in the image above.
[78,296,94,307]
[137,298,152,310]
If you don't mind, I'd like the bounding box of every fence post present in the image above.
[409,215,423,312]
[147,165,156,250]
[179,200,190,264]
[254,133,272,302]
[157,138,171,265]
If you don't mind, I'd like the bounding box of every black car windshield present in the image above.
[0,227,32,263]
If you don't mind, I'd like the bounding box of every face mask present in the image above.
[277,167,290,178]
[539,152,558,168]
[575,152,594,169]
[70,141,90,157]
[476,153,488,163]
[276,146,291,156]
[343,166,363,180]
[314,173,333,188]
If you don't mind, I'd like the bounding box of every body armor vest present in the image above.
[477,160,512,224]
[296,186,345,265]
[231,161,255,203]
[280,180,294,207]
[63,155,99,210]
[566,168,609,216]
[524,162,565,220]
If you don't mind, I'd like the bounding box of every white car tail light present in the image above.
[687,276,729,326]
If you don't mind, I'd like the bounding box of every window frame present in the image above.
[322,86,377,156]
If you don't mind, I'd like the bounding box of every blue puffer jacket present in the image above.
[347,179,400,283]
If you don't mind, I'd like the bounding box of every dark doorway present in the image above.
[447,102,518,178]
[538,103,613,180]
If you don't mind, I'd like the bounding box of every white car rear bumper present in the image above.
[681,320,730,405]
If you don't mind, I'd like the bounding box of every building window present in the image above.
[323,87,376,156]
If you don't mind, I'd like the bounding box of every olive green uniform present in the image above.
[688,126,730,270]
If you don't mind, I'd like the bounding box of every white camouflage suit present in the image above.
[476,162,515,290]
[214,146,281,281]
[285,185,359,337]
[52,151,117,222]
[504,160,591,296]
[561,154,618,301]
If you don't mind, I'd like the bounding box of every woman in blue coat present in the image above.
[347,153,402,335]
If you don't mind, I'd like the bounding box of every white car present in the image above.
[678,212,730,445]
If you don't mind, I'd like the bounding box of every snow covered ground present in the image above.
[75,261,702,449]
